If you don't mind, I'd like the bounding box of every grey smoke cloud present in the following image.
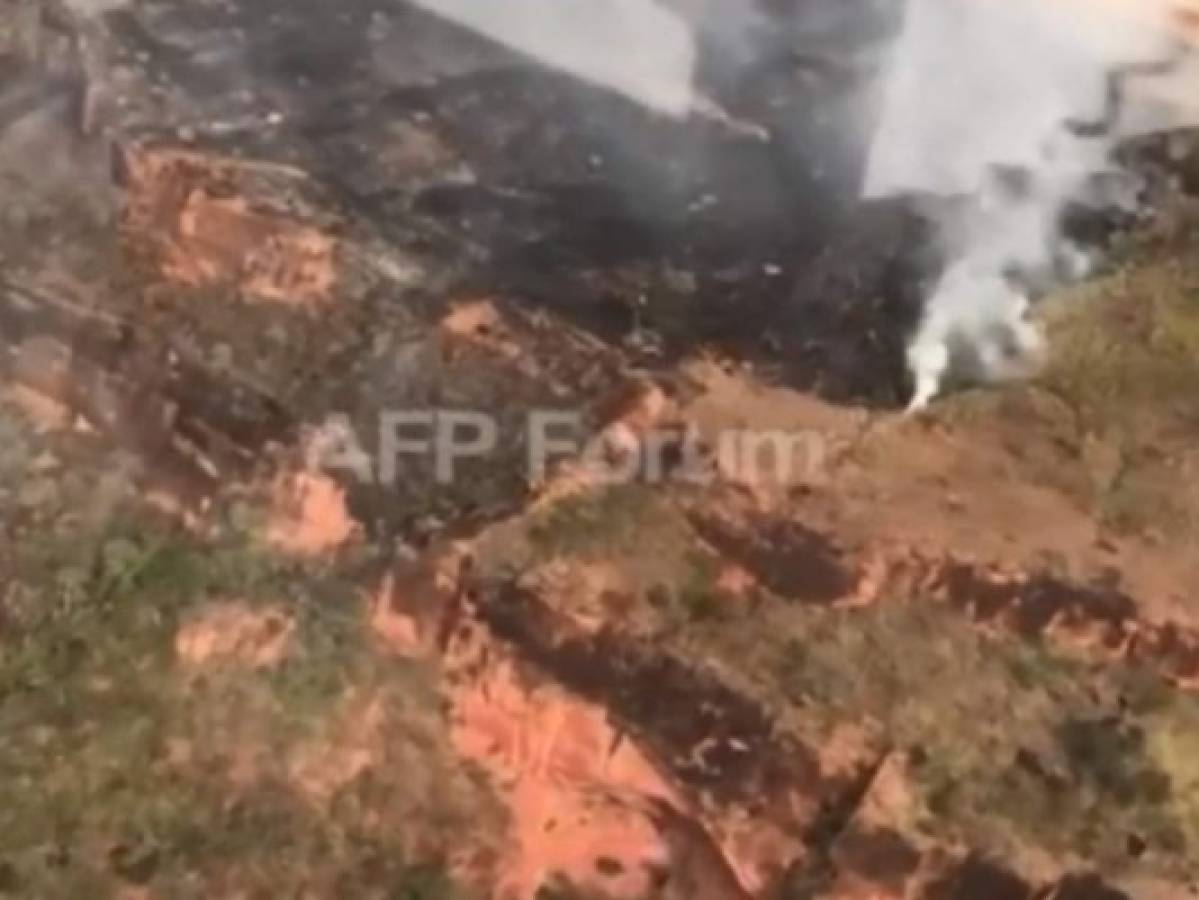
[399,0,1199,410]
[864,0,1188,197]
[862,0,1199,409]
[403,0,697,116]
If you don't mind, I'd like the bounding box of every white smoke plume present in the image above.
[863,0,1199,410]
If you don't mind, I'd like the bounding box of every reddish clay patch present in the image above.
[122,147,335,306]
[266,471,359,557]
[872,548,1199,692]
[591,377,673,461]
[449,649,676,899]
[2,383,72,431]
[369,557,682,895]
[175,601,294,670]
[368,560,802,897]
[440,299,524,362]
[469,580,825,893]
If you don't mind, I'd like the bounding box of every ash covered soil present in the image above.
[3,1,1199,898]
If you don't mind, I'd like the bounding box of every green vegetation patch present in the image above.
[0,411,486,898]
[769,601,1199,879]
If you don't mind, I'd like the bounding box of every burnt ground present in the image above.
[3,1,1199,899]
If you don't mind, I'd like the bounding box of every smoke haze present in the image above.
[10,0,1199,409]
[399,0,1199,408]
[864,0,1187,197]
[863,0,1199,407]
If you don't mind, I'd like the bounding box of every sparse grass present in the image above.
[0,412,484,897]
[1139,698,1199,855]
[935,236,1199,540]
[1030,250,1199,536]
[674,551,731,624]
[527,483,676,559]
[769,601,1199,878]
[1040,259,1199,432]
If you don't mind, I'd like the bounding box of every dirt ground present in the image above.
[2,2,1199,899]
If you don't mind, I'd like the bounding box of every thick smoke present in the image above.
[399,0,1199,410]
[863,0,1199,409]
